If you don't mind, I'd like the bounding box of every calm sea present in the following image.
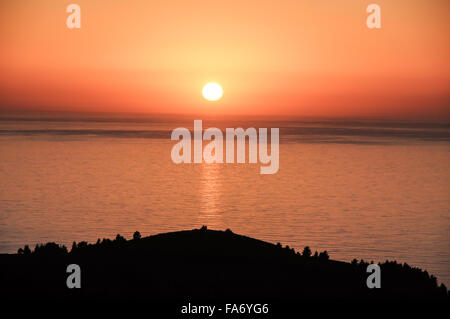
[0,112,449,286]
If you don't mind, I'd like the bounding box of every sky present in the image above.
[0,0,449,117]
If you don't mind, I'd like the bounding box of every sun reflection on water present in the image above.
[198,163,223,229]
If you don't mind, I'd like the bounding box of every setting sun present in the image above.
[202,83,223,101]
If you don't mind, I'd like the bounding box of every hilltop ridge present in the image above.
[1,227,448,299]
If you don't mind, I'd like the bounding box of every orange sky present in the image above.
[0,0,449,117]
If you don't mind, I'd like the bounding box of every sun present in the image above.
[202,83,223,101]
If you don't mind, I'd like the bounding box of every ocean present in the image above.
[0,112,449,286]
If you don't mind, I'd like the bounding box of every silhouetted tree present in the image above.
[200,225,207,231]
[33,242,67,256]
[101,238,112,246]
[115,234,126,245]
[23,245,31,255]
[439,283,448,296]
[302,246,312,257]
[133,231,141,240]
[18,245,30,254]
[284,245,294,254]
[77,241,88,249]
[430,275,438,288]
[319,250,329,261]
[359,259,368,269]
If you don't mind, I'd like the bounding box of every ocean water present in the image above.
[0,113,449,286]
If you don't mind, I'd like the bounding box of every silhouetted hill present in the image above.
[0,227,448,300]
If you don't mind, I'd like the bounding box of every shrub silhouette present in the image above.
[133,231,141,240]
[17,245,32,255]
[284,245,295,254]
[23,245,31,255]
[302,246,312,257]
[318,250,329,261]
[115,234,126,244]
[77,241,88,249]
[33,242,67,256]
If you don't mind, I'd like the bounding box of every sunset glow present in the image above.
[0,0,448,117]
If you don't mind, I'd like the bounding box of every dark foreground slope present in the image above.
[0,228,448,299]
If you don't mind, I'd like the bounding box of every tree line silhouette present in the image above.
[10,227,448,299]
